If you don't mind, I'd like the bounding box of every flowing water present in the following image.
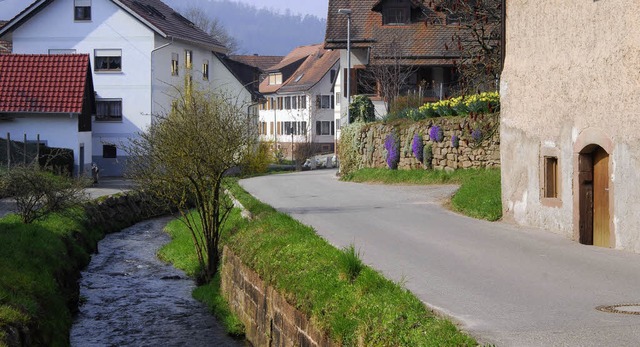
[70,217,247,347]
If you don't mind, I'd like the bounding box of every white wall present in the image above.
[1,115,89,175]
[11,0,156,176]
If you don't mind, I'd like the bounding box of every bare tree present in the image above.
[428,0,502,93]
[1,163,89,224]
[182,6,240,54]
[362,36,419,113]
[125,82,257,283]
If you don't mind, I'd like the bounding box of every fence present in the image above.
[1,133,74,175]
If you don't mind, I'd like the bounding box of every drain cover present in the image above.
[596,304,640,315]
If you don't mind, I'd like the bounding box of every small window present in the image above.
[171,53,179,76]
[284,121,293,135]
[96,99,123,122]
[49,49,76,54]
[284,97,292,110]
[103,144,117,158]
[319,95,334,109]
[383,6,409,25]
[544,156,558,198]
[94,49,122,72]
[316,121,333,136]
[185,50,193,69]
[202,60,209,80]
[299,95,306,109]
[292,96,297,109]
[269,73,282,85]
[74,0,91,21]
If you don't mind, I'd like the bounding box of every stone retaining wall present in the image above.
[221,246,337,347]
[355,114,500,171]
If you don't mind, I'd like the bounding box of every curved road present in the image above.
[240,169,640,346]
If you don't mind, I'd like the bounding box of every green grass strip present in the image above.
[343,168,502,221]
[224,180,476,346]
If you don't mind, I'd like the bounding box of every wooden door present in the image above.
[593,148,610,247]
[578,154,594,245]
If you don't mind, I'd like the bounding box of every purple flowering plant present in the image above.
[384,131,400,169]
[412,134,424,162]
[471,128,483,143]
[429,125,444,142]
[451,134,460,148]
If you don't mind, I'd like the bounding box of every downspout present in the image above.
[150,38,173,124]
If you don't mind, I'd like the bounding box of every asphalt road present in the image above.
[240,169,640,346]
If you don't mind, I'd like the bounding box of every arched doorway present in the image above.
[578,145,610,247]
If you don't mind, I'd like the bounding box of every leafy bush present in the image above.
[349,95,376,123]
[384,131,400,170]
[242,141,273,175]
[337,122,366,176]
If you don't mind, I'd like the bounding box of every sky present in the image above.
[0,0,329,20]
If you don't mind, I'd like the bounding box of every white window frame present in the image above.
[94,49,122,72]
[96,99,123,122]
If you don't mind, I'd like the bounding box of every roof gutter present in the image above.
[150,39,174,123]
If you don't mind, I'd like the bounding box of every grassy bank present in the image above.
[160,180,476,346]
[0,210,102,346]
[343,168,502,221]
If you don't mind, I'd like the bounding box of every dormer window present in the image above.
[268,73,282,85]
[382,0,410,25]
[74,0,91,21]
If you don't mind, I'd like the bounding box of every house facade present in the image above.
[501,0,640,252]
[0,0,253,176]
[258,44,340,156]
[324,0,460,133]
[0,54,95,174]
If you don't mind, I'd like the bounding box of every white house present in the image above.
[0,54,96,174]
[258,44,340,157]
[0,0,255,176]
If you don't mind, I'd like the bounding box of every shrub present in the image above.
[429,126,444,142]
[411,134,424,163]
[337,122,366,176]
[1,165,89,223]
[242,141,273,175]
[349,95,376,123]
[384,131,400,170]
[423,144,433,169]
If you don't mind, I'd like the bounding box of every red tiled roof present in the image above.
[279,49,340,93]
[259,45,340,95]
[324,0,460,65]
[0,54,91,113]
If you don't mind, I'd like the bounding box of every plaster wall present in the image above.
[1,115,90,175]
[501,0,640,251]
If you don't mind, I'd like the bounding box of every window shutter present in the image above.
[316,95,321,108]
[331,121,335,136]
[316,121,321,135]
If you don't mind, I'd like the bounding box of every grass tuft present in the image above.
[339,244,364,283]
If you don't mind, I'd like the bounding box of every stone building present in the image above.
[500,0,640,252]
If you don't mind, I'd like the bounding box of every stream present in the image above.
[70,217,248,347]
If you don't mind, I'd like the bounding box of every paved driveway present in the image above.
[240,169,640,346]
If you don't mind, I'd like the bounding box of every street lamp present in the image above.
[338,8,352,126]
